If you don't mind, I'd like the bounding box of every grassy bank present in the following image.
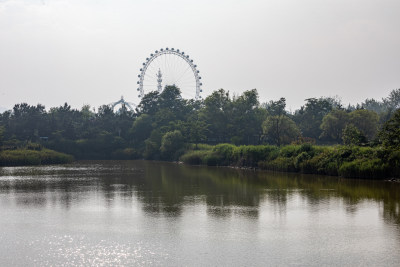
[180,143,400,179]
[0,148,74,166]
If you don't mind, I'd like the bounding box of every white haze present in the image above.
[0,0,399,111]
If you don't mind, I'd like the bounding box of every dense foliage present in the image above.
[180,144,399,179]
[0,144,73,166]
[0,86,399,176]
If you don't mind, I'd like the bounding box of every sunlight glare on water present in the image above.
[0,160,400,266]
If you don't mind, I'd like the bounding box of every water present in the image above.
[0,160,399,266]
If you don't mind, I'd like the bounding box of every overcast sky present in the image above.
[1,0,399,111]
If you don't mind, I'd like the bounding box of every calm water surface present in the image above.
[0,160,400,266]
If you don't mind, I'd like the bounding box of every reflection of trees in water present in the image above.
[382,201,400,226]
[135,162,185,216]
[0,161,400,226]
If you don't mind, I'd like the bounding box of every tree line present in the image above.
[0,86,399,160]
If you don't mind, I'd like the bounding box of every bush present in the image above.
[0,149,74,166]
[279,145,301,157]
[180,150,211,165]
[232,145,279,167]
[161,130,184,160]
[259,157,296,172]
[180,143,400,179]
[294,151,311,169]
[299,143,313,153]
[339,159,390,179]
[192,143,213,151]
[342,124,368,146]
[111,148,141,160]
[204,153,222,166]
[213,143,236,163]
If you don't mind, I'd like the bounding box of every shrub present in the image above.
[204,152,222,166]
[213,143,235,158]
[259,157,296,172]
[342,124,367,146]
[111,148,141,160]
[181,143,400,179]
[299,143,313,153]
[160,130,184,160]
[194,143,213,151]
[180,150,210,165]
[294,151,311,169]
[0,149,74,166]
[279,145,301,157]
[339,159,390,179]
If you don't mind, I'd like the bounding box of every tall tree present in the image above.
[262,115,300,146]
[130,114,153,144]
[199,89,232,142]
[0,126,4,147]
[342,124,367,146]
[378,109,400,149]
[263,97,286,116]
[349,109,379,140]
[384,88,400,110]
[230,89,266,144]
[293,98,333,140]
[361,98,386,114]
[160,130,184,160]
[10,103,48,141]
[320,109,349,142]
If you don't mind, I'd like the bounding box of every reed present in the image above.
[0,149,74,166]
[180,144,399,179]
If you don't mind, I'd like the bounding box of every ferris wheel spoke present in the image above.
[173,67,193,85]
[146,59,160,74]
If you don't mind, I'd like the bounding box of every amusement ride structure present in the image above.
[109,96,136,112]
[136,48,203,100]
[110,47,203,111]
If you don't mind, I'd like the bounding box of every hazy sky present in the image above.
[1,0,399,111]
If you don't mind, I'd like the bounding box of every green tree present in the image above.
[342,124,367,146]
[144,130,163,159]
[293,98,333,140]
[320,109,349,142]
[160,130,184,160]
[379,88,400,122]
[230,89,266,144]
[384,88,400,110]
[159,85,185,111]
[378,109,400,149]
[49,103,78,140]
[96,105,116,134]
[349,109,379,140]
[138,91,160,115]
[361,98,386,114]
[130,114,153,144]
[0,126,4,148]
[263,97,287,116]
[10,103,48,141]
[262,115,300,146]
[187,119,209,148]
[200,89,232,142]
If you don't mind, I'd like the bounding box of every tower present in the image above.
[157,69,162,92]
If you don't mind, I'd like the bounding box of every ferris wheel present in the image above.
[136,48,203,100]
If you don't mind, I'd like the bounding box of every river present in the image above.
[0,160,399,266]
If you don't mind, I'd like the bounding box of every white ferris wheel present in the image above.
[136,48,203,100]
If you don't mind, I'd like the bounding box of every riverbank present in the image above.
[180,144,400,180]
[0,148,74,166]
[2,143,398,180]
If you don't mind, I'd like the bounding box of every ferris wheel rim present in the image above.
[136,48,202,100]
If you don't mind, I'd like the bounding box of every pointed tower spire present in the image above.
[157,69,163,92]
